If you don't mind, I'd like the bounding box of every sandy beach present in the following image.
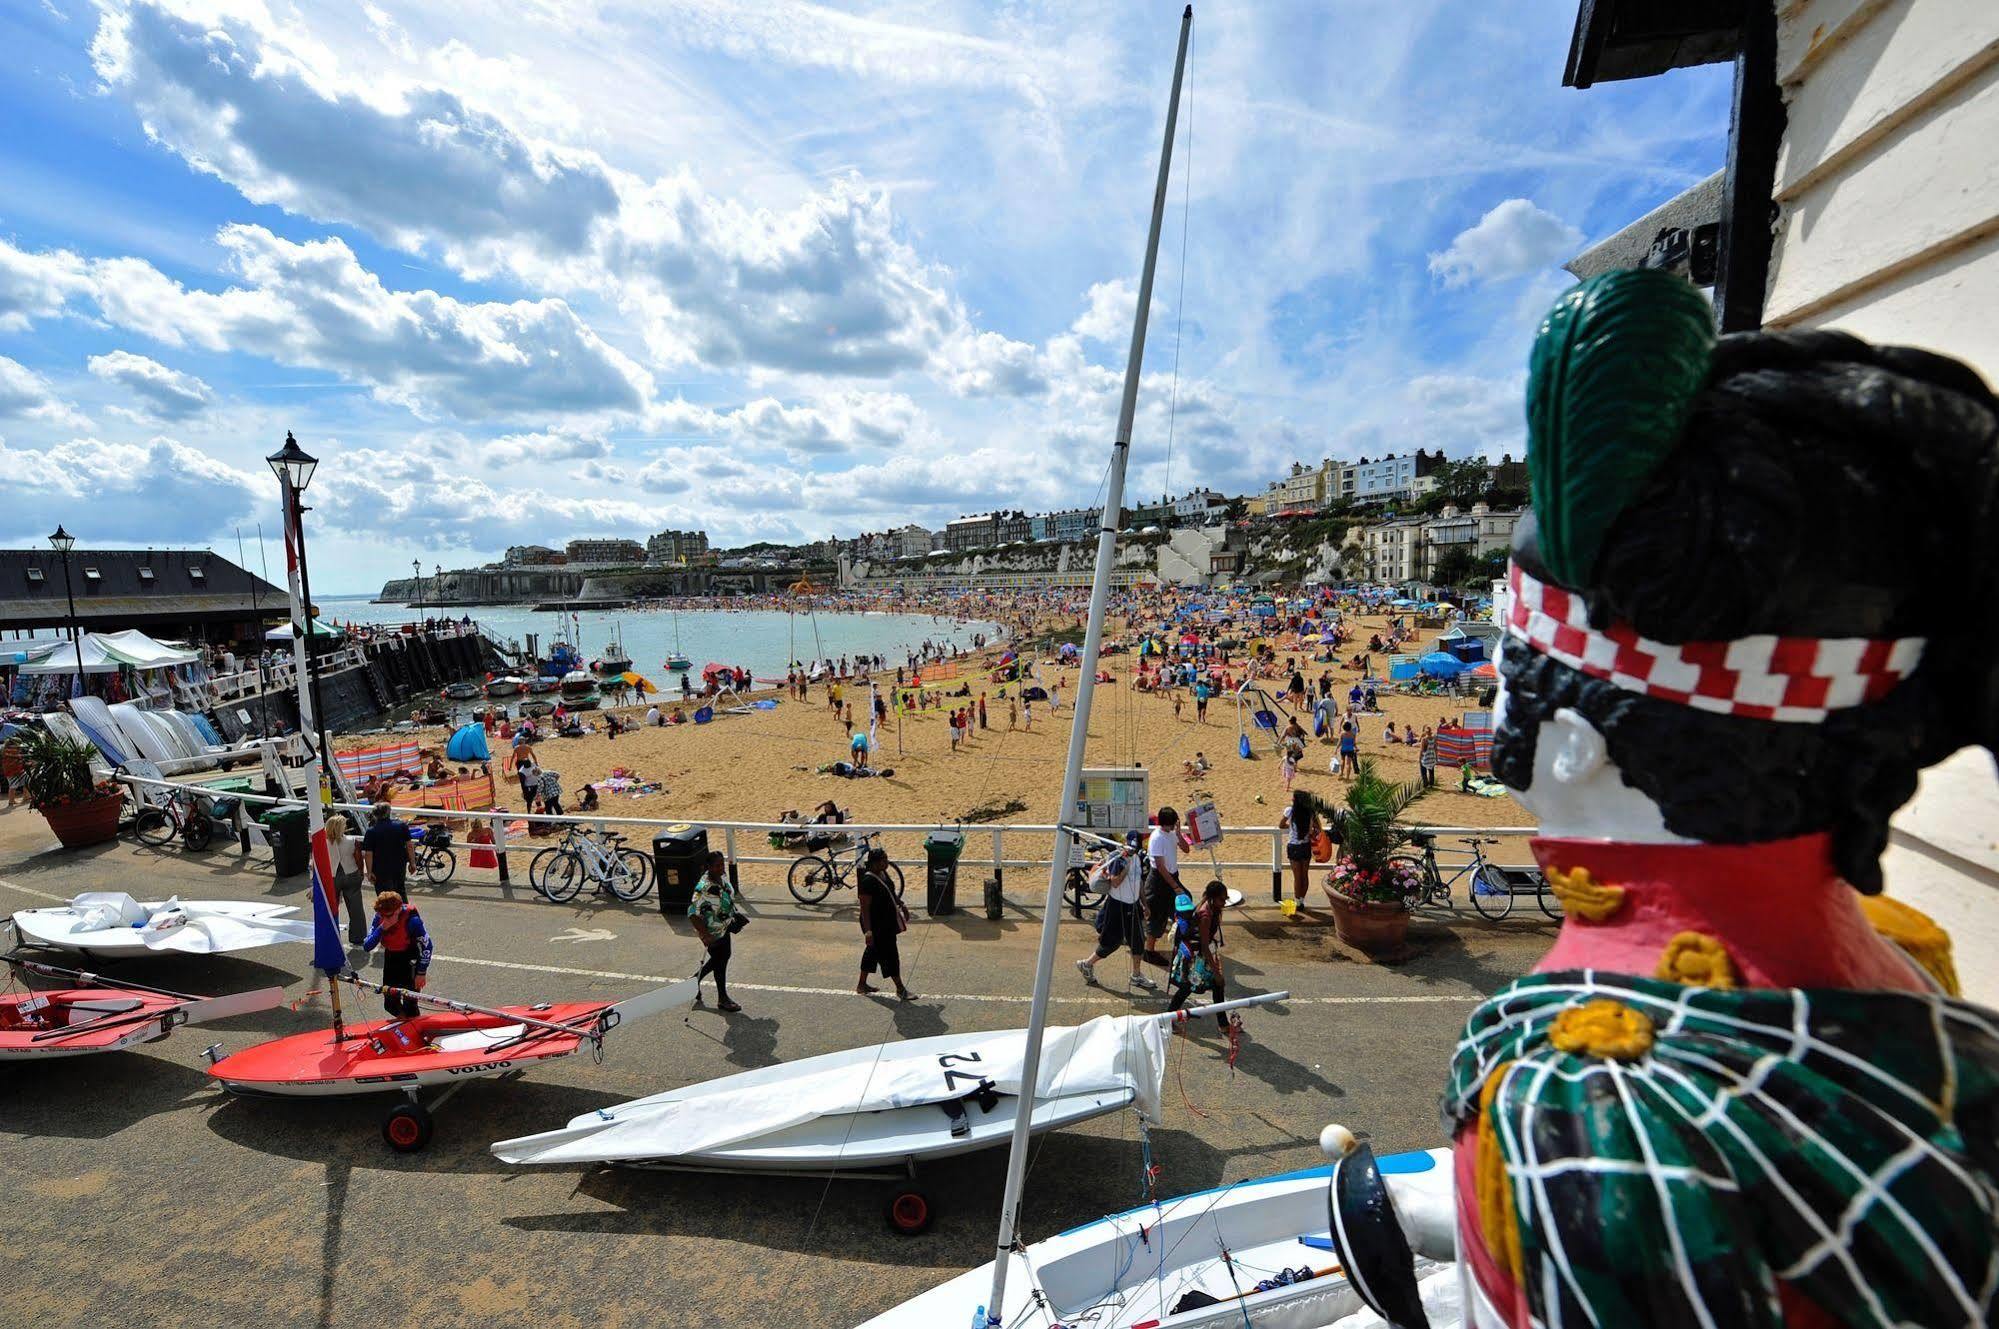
[343,606,1535,870]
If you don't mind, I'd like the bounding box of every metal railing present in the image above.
[112,769,1535,904]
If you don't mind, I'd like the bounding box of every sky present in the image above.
[0,1,1733,594]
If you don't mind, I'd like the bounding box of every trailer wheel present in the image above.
[383,1102,433,1152]
[886,1188,933,1236]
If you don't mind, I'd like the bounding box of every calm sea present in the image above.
[313,596,1000,681]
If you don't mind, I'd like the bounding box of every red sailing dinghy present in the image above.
[0,957,284,1061]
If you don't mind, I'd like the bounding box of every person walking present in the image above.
[325,813,368,945]
[515,749,540,807]
[855,847,913,1000]
[360,890,432,1019]
[1168,880,1230,1030]
[1194,679,1210,723]
[978,694,988,730]
[360,801,413,898]
[1075,833,1157,992]
[1338,715,1360,777]
[1142,807,1184,969]
[688,851,743,1012]
[1418,726,1438,789]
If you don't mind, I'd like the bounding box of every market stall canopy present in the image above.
[264,619,344,641]
[15,629,200,675]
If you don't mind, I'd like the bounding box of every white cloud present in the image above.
[0,228,653,423]
[0,241,90,332]
[0,434,261,544]
[0,356,87,429]
[483,431,609,465]
[93,1,979,381]
[86,349,214,419]
[1427,199,1583,289]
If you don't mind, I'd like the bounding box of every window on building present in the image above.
[138,567,156,583]
[188,566,206,582]
[82,566,101,583]
[26,567,44,583]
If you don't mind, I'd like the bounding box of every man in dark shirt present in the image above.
[361,801,413,895]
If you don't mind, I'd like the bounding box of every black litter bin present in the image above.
[261,806,311,877]
[654,824,709,914]
[923,830,965,917]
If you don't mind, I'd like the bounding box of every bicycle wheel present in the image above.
[528,846,564,897]
[423,846,457,885]
[1470,866,1514,921]
[885,861,906,900]
[1536,873,1564,921]
[788,855,835,904]
[134,806,177,847]
[609,847,652,901]
[1387,854,1434,911]
[184,815,214,852]
[543,851,586,903]
[1064,866,1094,917]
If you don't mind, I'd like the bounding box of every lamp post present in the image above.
[412,558,423,622]
[270,431,346,1035]
[48,525,86,692]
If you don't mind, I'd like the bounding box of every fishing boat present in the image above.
[484,675,526,698]
[558,669,596,698]
[858,1141,1456,1328]
[209,972,694,1151]
[593,624,632,675]
[10,892,313,959]
[492,995,1281,1232]
[526,674,559,694]
[0,957,286,1062]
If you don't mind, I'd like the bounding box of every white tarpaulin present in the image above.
[495,1014,1167,1166]
[15,630,198,675]
[14,893,313,955]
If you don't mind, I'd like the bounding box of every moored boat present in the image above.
[442,681,481,701]
[484,675,526,697]
[558,670,596,698]
[11,893,313,959]
[526,675,559,694]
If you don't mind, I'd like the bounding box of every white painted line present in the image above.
[430,952,1480,1007]
[1,876,1484,1008]
[0,876,68,904]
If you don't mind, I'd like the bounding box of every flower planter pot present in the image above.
[39,791,124,850]
[1328,894,1412,958]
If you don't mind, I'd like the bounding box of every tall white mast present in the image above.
[983,7,1193,1322]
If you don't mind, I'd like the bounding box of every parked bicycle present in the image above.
[788,832,906,904]
[1389,831,1559,920]
[131,788,233,852]
[409,824,457,886]
[530,825,651,902]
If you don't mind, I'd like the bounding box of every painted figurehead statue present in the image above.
[1335,269,1999,1328]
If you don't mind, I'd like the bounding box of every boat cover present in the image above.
[496,1014,1166,1166]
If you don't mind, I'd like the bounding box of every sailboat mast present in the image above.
[983,7,1192,1321]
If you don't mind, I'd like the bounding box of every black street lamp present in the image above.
[412,558,423,621]
[48,525,86,687]
[268,433,334,782]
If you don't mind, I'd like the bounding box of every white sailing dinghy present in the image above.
[10,892,313,959]
[493,995,1282,1182]
[857,1139,1456,1329]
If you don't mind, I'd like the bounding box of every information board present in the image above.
[1075,767,1150,833]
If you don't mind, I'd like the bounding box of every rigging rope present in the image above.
[1158,19,1195,521]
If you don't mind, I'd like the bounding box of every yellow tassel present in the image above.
[1857,895,1960,996]
[1475,1061,1526,1286]
[1656,931,1737,990]
[1544,865,1627,922]
[1548,998,1655,1060]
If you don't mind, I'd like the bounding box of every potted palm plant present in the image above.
[1316,757,1424,957]
[19,728,122,848]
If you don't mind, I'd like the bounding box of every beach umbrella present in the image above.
[445,723,490,762]
[620,670,658,693]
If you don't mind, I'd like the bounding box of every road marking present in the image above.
[0,876,1484,1008]
[0,876,68,904]
[430,951,1480,1007]
[550,926,617,944]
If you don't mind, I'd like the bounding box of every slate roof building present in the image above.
[0,548,288,644]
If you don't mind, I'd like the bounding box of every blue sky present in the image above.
[0,0,1731,593]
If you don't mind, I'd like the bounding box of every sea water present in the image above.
[314,596,1000,683]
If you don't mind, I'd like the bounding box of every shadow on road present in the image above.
[2,1052,213,1139]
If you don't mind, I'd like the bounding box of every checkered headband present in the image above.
[1505,563,1926,722]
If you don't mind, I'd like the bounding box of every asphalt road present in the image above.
[0,807,1556,1329]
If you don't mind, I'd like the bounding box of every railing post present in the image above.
[991,827,1004,895]
[724,827,739,891]
[490,810,510,886]
[1270,826,1282,903]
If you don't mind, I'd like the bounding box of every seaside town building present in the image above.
[645,530,710,565]
[503,544,563,566]
[0,548,286,645]
[562,537,646,566]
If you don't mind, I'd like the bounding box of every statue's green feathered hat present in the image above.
[1523,269,1717,589]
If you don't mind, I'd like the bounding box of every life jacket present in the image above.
[376,907,417,952]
